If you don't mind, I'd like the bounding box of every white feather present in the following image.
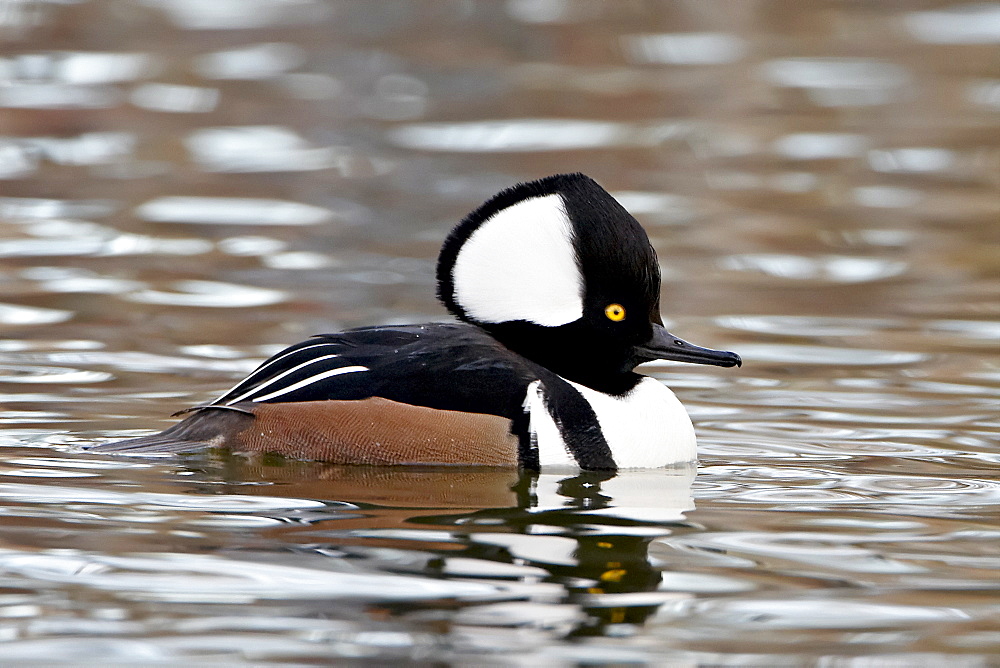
[523,376,697,470]
[523,380,577,469]
[249,365,368,402]
[226,353,342,404]
[451,193,582,326]
[214,342,342,402]
[568,377,696,468]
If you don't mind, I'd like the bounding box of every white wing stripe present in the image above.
[225,353,343,405]
[215,342,342,402]
[250,366,368,402]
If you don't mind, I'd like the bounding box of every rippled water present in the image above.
[1,0,998,664]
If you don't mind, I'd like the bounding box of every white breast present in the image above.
[523,376,697,470]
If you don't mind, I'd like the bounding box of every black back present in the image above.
[212,323,536,417]
[208,322,617,470]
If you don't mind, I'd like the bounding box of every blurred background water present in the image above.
[0,0,998,664]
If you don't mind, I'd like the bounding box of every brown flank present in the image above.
[224,397,520,465]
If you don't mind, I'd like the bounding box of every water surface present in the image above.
[0,1,998,664]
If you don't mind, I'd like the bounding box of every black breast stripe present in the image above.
[539,376,617,471]
[510,409,538,470]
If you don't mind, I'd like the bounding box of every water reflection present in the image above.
[150,0,331,31]
[0,302,72,325]
[904,4,1000,44]
[623,32,747,65]
[135,197,335,226]
[185,126,341,173]
[760,57,910,106]
[0,197,116,220]
[125,279,287,308]
[196,459,697,634]
[193,43,306,80]
[130,83,219,113]
[772,132,868,160]
[389,119,632,152]
[0,83,120,109]
[1,449,700,641]
[719,254,908,283]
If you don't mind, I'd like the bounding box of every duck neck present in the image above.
[482,321,642,395]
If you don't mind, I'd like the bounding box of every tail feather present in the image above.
[88,433,218,455]
[87,407,253,456]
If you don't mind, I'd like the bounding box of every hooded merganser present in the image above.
[92,173,740,470]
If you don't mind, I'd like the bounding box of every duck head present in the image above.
[437,173,740,394]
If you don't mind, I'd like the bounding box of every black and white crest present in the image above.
[92,172,740,471]
[436,173,661,331]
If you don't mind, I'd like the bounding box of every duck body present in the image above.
[93,174,740,471]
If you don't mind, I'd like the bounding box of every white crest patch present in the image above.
[523,376,697,470]
[451,193,582,326]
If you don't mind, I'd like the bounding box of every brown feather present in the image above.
[231,398,519,466]
[94,398,521,466]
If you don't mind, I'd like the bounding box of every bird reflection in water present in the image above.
[189,455,695,635]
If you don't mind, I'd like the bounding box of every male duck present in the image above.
[93,173,740,470]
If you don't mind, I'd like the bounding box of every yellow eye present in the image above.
[604,303,625,322]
